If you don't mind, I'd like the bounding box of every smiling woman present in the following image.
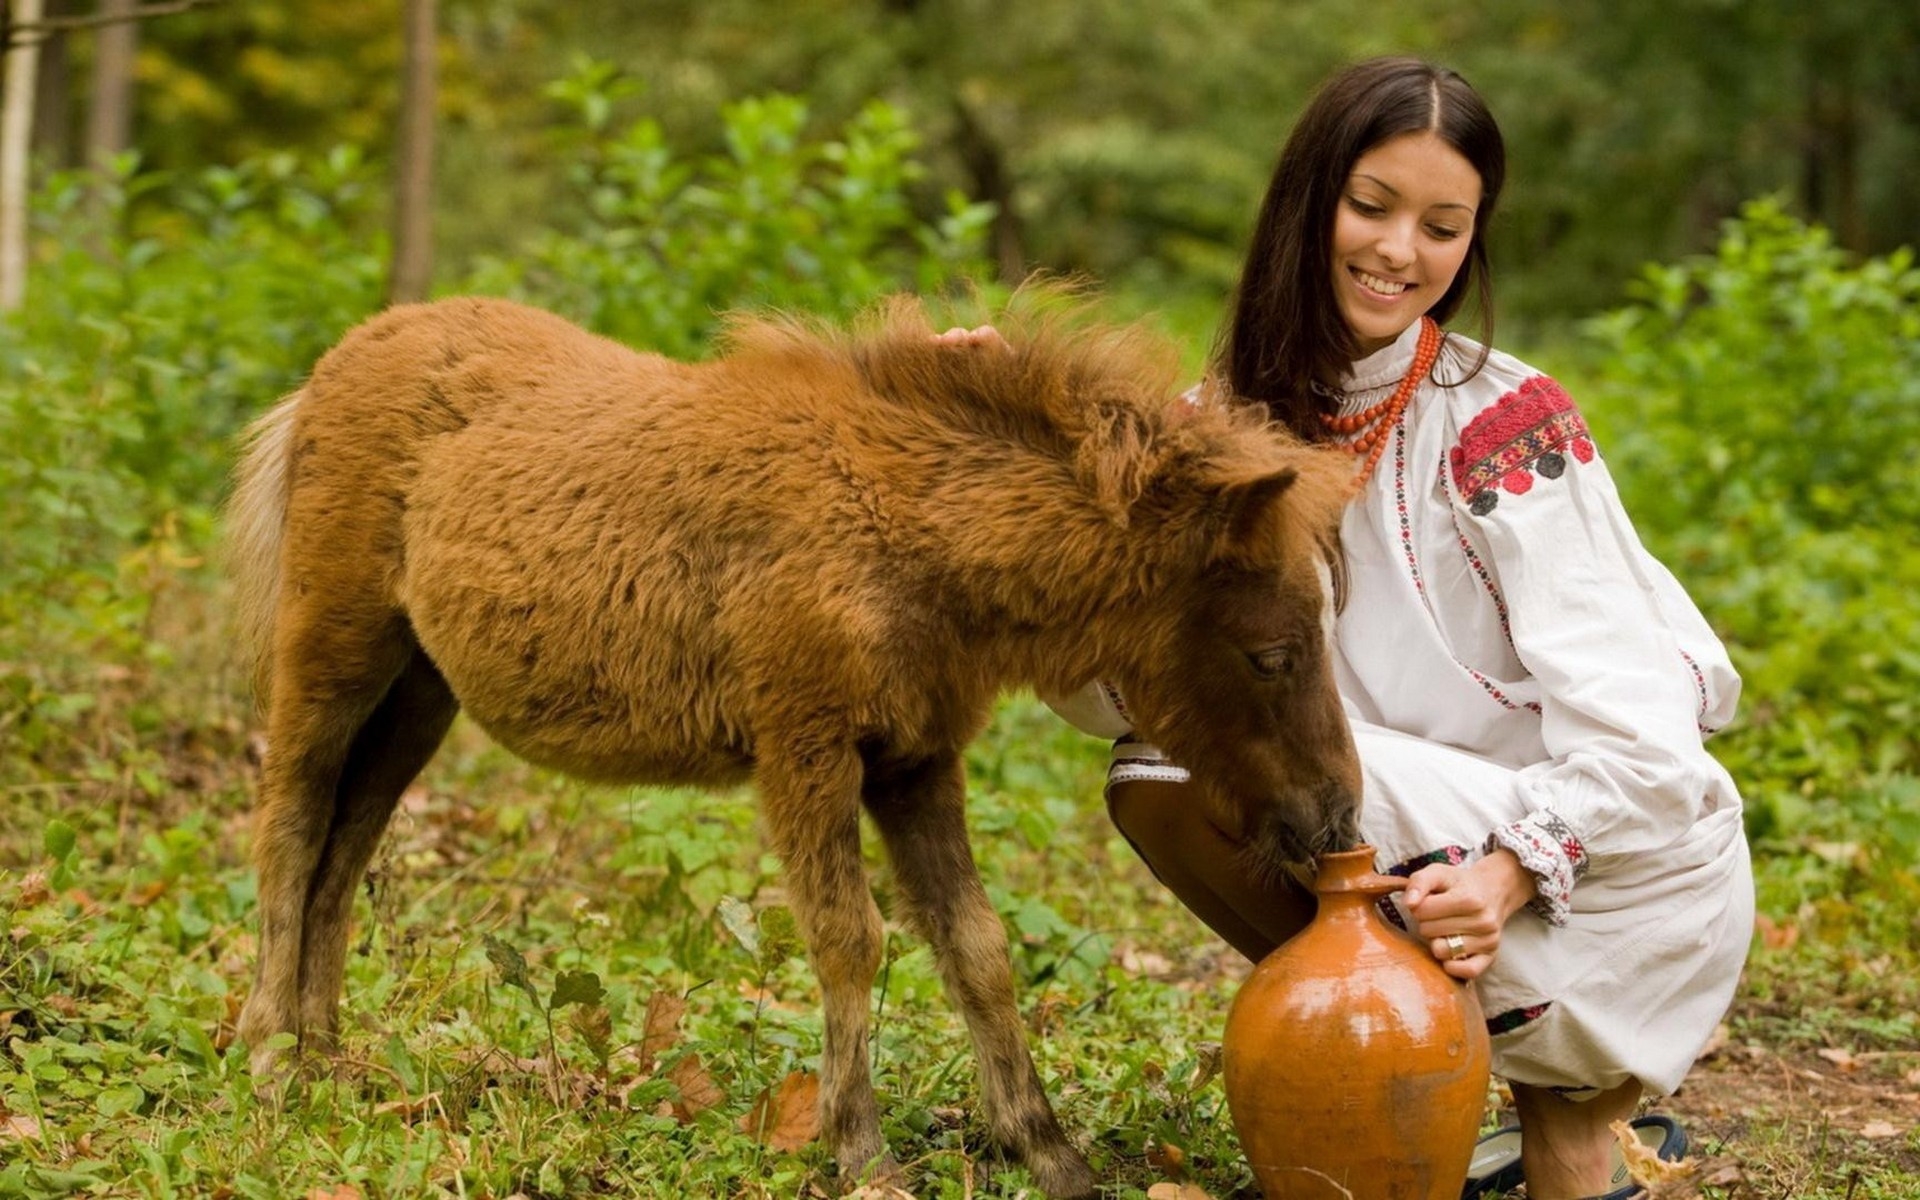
[1044,56,1750,1200]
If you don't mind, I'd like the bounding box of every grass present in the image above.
[0,602,1258,1198]
[2,579,1918,1199]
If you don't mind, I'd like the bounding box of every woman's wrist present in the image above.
[1476,847,1539,922]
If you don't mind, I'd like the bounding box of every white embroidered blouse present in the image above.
[1049,320,1744,925]
[1332,320,1741,923]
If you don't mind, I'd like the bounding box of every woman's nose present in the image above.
[1377,224,1415,269]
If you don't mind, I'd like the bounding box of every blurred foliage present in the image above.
[1578,198,1920,854]
[464,60,993,356]
[33,0,1910,330]
[0,149,385,757]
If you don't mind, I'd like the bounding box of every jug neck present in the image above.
[1312,846,1406,903]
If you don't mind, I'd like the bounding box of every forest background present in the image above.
[1,1,1918,1197]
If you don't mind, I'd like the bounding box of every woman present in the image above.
[1039,57,1753,1199]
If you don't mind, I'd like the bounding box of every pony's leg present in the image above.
[758,741,896,1188]
[863,753,1098,1200]
[236,616,412,1077]
[295,653,458,1048]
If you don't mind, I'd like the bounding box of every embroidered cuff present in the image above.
[1106,739,1191,789]
[1486,810,1589,927]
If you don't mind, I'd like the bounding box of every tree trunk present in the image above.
[2,0,48,312]
[85,0,136,168]
[30,0,68,167]
[386,0,436,305]
[950,96,1026,286]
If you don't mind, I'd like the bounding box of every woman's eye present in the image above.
[1427,225,1465,241]
[1248,647,1293,678]
[1347,196,1385,218]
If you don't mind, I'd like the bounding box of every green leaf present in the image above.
[755,905,802,975]
[484,934,537,1001]
[548,969,606,1012]
[43,819,77,863]
[96,1082,145,1117]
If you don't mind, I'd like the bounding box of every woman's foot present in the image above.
[1510,1078,1643,1198]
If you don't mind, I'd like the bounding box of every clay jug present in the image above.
[1221,846,1491,1199]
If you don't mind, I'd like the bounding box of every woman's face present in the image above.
[1330,130,1483,354]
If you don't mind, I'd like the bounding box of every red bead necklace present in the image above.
[1318,316,1442,488]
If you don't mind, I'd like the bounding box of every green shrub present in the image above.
[0,150,386,750]
[466,58,997,356]
[1579,198,1920,850]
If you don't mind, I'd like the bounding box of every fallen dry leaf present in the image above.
[640,990,687,1069]
[1816,1046,1858,1071]
[1146,1137,1187,1173]
[739,1070,821,1151]
[1613,1119,1696,1188]
[1118,942,1176,977]
[2,1113,42,1141]
[1753,912,1799,950]
[1188,1041,1224,1092]
[1860,1120,1905,1139]
[1027,993,1067,1036]
[15,871,48,908]
[1701,1162,1748,1188]
[1146,1183,1215,1200]
[844,1186,915,1200]
[372,1091,443,1121]
[665,1053,723,1122]
[1694,1022,1731,1061]
[304,1187,363,1200]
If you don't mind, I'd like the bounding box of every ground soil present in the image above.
[1654,1028,1920,1197]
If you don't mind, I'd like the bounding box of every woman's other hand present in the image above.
[1402,849,1538,980]
[931,324,1010,351]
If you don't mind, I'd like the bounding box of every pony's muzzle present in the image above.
[1237,777,1362,872]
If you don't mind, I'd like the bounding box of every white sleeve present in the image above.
[1452,380,1740,923]
[1037,679,1135,740]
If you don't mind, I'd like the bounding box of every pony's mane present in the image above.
[717,285,1354,577]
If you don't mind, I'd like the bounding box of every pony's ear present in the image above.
[1213,467,1298,559]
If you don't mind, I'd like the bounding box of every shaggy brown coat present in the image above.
[226,292,1361,1198]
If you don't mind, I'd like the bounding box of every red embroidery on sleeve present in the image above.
[1449,376,1595,515]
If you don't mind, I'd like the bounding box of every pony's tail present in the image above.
[225,392,302,712]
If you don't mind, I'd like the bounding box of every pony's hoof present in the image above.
[1027,1145,1099,1200]
[242,1048,293,1105]
[838,1154,906,1196]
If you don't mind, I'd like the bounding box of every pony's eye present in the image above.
[1248,646,1292,678]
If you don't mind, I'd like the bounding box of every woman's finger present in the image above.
[1442,952,1493,981]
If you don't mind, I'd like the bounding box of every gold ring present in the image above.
[1446,934,1469,960]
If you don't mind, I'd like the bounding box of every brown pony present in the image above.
[226,290,1361,1198]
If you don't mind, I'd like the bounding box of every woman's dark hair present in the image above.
[1217,57,1506,439]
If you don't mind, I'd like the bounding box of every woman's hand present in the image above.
[931,324,1011,351]
[1402,849,1538,980]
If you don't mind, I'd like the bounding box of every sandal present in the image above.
[1461,1124,1523,1197]
[1460,1114,1688,1199]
